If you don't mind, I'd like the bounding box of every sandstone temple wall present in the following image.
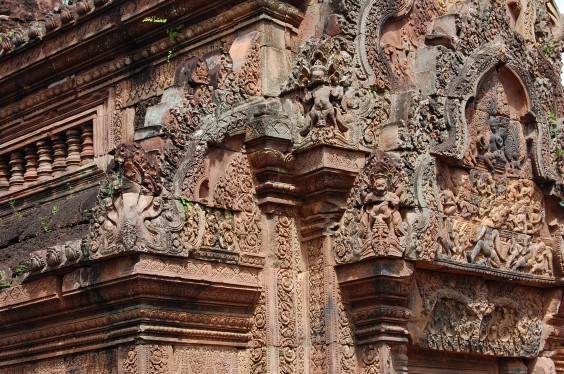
[0,0,563,372]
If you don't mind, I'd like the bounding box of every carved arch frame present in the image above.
[357,0,415,90]
[431,42,554,181]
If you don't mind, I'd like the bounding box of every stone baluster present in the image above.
[36,140,53,181]
[51,133,67,176]
[0,157,10,192]
[66,128,82,171]
[80,124,94,165]
[8,151,25,190]
[23,145,38,184]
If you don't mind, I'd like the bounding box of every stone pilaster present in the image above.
[336,258,414,374]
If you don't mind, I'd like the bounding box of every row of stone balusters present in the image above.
[0,124,94,193]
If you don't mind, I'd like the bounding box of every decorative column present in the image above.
[51,133,67,176]
[36,140,53,181]
[245,102,367,374]
[0,157,9,192]
[66,128,82,171]
[23,146,38,184]
[80,124,94,165]
[8,151,25,190]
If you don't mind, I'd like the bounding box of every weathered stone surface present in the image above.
[0,0,563,372]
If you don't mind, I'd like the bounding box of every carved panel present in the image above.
[415,271,547,357]
[173,346,239,374]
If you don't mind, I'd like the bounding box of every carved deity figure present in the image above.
[478,116,508,170]
[467,224,503,267]
[529,239,552,276]
[300,59,349,136]
[359,154,404,257]
[437,189,457,257]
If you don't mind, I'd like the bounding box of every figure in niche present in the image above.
[360,152,404,257]
[467,224,503,267]
[504,121,524,175]
[478,116,508,171]
[506,235,531,271]
[300,56,349,137]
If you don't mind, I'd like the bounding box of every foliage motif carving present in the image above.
[307,238,327,373]
[249,292,267,373]
[276,216,298,374]
[213,153,257,212]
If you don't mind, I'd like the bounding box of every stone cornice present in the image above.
[0,253,261,367]
[0,0,304,115]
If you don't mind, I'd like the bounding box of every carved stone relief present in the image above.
[414,271,547,357]
[173,346,239,374]
[334,151,407,263]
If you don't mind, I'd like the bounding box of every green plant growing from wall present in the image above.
[9,200,21,217]
[66,182,76,200]
[175,195,194,222]
[143,16,183,63]
[39,217,52,233]
[543,39,556,58]
[0,264,29,289]
[143,17,168,23]
[13,264,27,277]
